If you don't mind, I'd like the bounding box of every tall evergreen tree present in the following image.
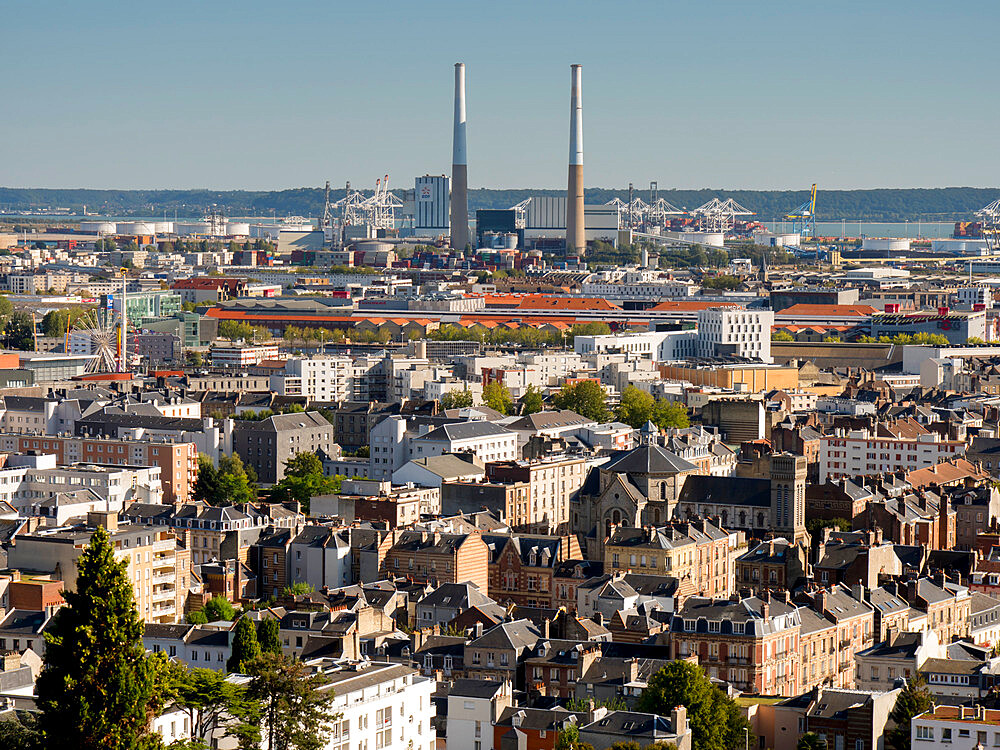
[35,525,164,750]
[257,618,282,656]
[888,676,933,750]
[228,616,262,673]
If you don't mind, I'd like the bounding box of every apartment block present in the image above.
[9,512,189,623]
[819,419,966,482]
[0,432,197,502]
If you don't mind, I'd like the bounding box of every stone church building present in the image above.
[571,443,807,558]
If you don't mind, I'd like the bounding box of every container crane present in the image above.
[785,183,818,238]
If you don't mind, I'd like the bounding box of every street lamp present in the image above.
[744,727,750,750]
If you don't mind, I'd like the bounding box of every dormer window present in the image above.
[732,622,745,634]
[684,619,695,632]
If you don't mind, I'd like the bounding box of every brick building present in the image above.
[380,530,489,592]
[668,593,801,695]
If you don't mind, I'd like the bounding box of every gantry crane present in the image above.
[785,183,818,238]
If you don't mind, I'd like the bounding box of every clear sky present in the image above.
[3,0,998,192]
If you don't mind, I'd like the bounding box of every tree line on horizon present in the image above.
[2,186,998,222]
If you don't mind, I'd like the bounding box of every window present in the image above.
[942,728,952,742]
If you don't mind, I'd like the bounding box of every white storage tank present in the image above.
[80,221,117,234]
[679,231,725,247]
[226,222,250,236]
[175,221,211,236]
[117,221,156,235]
[861,238,911,252]
[153,222,174,234]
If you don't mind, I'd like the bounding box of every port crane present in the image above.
[976,198,1000,253]
[785,183,818,238]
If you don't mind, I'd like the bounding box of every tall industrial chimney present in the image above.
[566,64,585,256]
[450,62,470,251]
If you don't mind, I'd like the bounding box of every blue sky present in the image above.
[3,0,997,191]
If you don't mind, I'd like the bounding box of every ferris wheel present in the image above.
[68,307,125,373]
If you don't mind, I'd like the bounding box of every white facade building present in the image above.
[911,706,1000,750]
[325,662,436,750]
[696,307,773,363]
[269,356,354,402]
[369,417,517,481]
[819,427,966,482]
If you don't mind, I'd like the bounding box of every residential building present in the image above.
[668,594,802,695]
[603,519,736,601]
[232,411,334,484]
[10,512,189,624]
[0,432,198,502]
[380,530,490,592]
[819,419,966,482]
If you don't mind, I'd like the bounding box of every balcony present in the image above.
[152,588,175,602]
[152,572,175,584]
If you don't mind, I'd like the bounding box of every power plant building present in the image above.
[414,175,450,237]
[523,196,621,246]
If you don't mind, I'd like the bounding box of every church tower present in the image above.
[769,453,807,544]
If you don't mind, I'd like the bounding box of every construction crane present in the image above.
[785,183,818,238]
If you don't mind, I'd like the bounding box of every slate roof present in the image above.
[415,421,514,443]
[603,445,699,475]
[676,475,771,507]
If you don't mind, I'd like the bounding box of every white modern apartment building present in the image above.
[323,661,435,750]
[369,416,517,481]
[819,422,966,482]
[269,356,354,402]
[696,307,773,363]
[574,330,698,361]
[911,706,1000,750]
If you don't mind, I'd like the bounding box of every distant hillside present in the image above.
[2,186,998,222]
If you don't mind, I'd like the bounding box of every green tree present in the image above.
[217,453,257,505]
[228,617,262,673]
[36,525,164,749]
[637,661,750,750]
[186,350,203,367]
[797,733,828,750]
[245,653,338,750]
[652,399,690,430]
[0,295,13,318]
[4,310,34,350]
[552,380,611,422]
[521,384,545,415]
[203,595,237,622]
[440,389,474,410]
[771,330,794,342]
[167,663,259,748]
[282,582,315,597]
[0,713,43,749]
[887,676,933,750]
[482,381,514,415]
[192,453,221,505]
[257,619,282,656]
[616,386,656,428]
[806,517,851,539]
[269,451,340,513]
[967,337,986,345]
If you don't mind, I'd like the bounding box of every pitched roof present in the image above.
[603,445,699,475]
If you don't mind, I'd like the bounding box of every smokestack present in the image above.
[450,63,470,251]
[566,64,585,256]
